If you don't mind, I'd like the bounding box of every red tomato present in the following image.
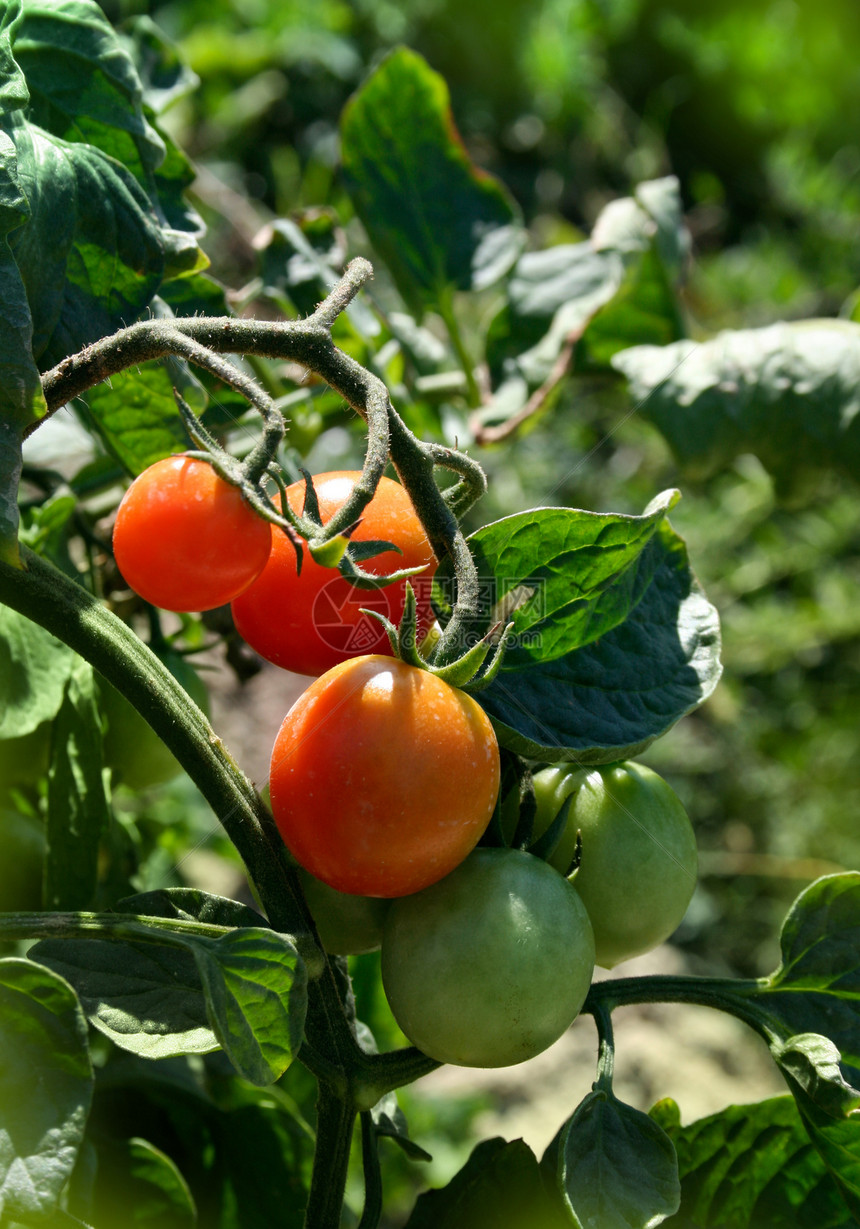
[231,471,437,677]
[269,655,500,898]
[113,457,272,612]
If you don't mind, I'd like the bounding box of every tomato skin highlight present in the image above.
[381,847,595,1067]
[231,471,437,677]
[113,456,272,612]
[268,655,500,898]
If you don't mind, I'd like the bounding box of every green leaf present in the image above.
[90,1136,196,1229]
[89,1054,312,1229]
[121,15,200,116]
[403,1137,569,1229]
[0,602,76,737]
[31,929,221,1060]
[0,957,93,1223]
[80,358,200,478]
[612,320,860,500]
[480,178,685,432]
[484,243,623,389]
[652,1095,855,1227]
[13,0,203,285]
[755,874,860,1085]
[31,889,308,1084]
[474,522,722,763]
[190,926,307,1087]
[45,659,110,910]
[555,1089,680,1229]
[435,489,679,669]
[340,47,523,313]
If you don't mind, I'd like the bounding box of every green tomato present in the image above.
[101,650,210,790]
[298,868,391,956]
[566,762,698,969]
[381,847,595,1068]
[526,765,588,869]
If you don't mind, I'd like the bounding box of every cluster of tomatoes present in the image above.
[113,456,698,1068]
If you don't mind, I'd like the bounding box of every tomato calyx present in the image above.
[364,579,515,690]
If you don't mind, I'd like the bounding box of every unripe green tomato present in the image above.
[298,868,391,956]
[101,651,210,790]
[518,765,587,869]
[567,762,698,969]
[381,847,595,1068]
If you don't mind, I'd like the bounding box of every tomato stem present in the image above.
[305,1085,357,1229]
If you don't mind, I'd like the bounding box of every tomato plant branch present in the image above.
[585,972,772,1039]
[592,1001,615,1093]
[357,1112,384,1229]
[35,261,492,663]
[0,910,321,970]
[305,1085,358,1229]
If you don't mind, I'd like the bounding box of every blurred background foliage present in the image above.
[6,0,860,1218]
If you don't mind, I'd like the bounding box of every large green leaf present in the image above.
[403,1137,568,1228]
[0,0,204,558]
[0,601,76,736]
[752,875,860,1086]
[691,876,860,1210]
[480,177,686,433]
[0,957,93,1223]
[652,1096,854,1227]
[435,489,679,670]
[89,1136,197,1229]
[340,46,523,313]
[32,889,308,1084]
[45,658,110,910]
[612,320,860,499]
[90,1054,312,1229]
[555,1090,680,1229]
[475,523,722,763]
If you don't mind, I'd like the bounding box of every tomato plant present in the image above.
[269,655,500,896]
[113,456,273,612]
[2,10,859,1229]
[231,471,437,676]
[381,847,596,1067]
[561,762,698,969]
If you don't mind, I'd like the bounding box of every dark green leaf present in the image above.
[121,15,200,115]
[0,957,93,1222]
[556,1089,679,1228]
[80,357,201,478]
[475,523,722,763]
[45,659,110,910]
[612,321,860,499]
[91,1053,312,1228]
[190,926,307,1087]
[32,930,220,1060]
[770,1034,860,1121]
[13,0,203,285]
[754,874,860,1086]
[340,47,523,313]
[404,1137,569,1229]
[371,1091,432,1163]
[32,889,308,1084]
[0,5,46,565]
[652,1095,854,1228]
[435,489,679,668]
[0,602,76,737]
[90,1136,196,1229]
